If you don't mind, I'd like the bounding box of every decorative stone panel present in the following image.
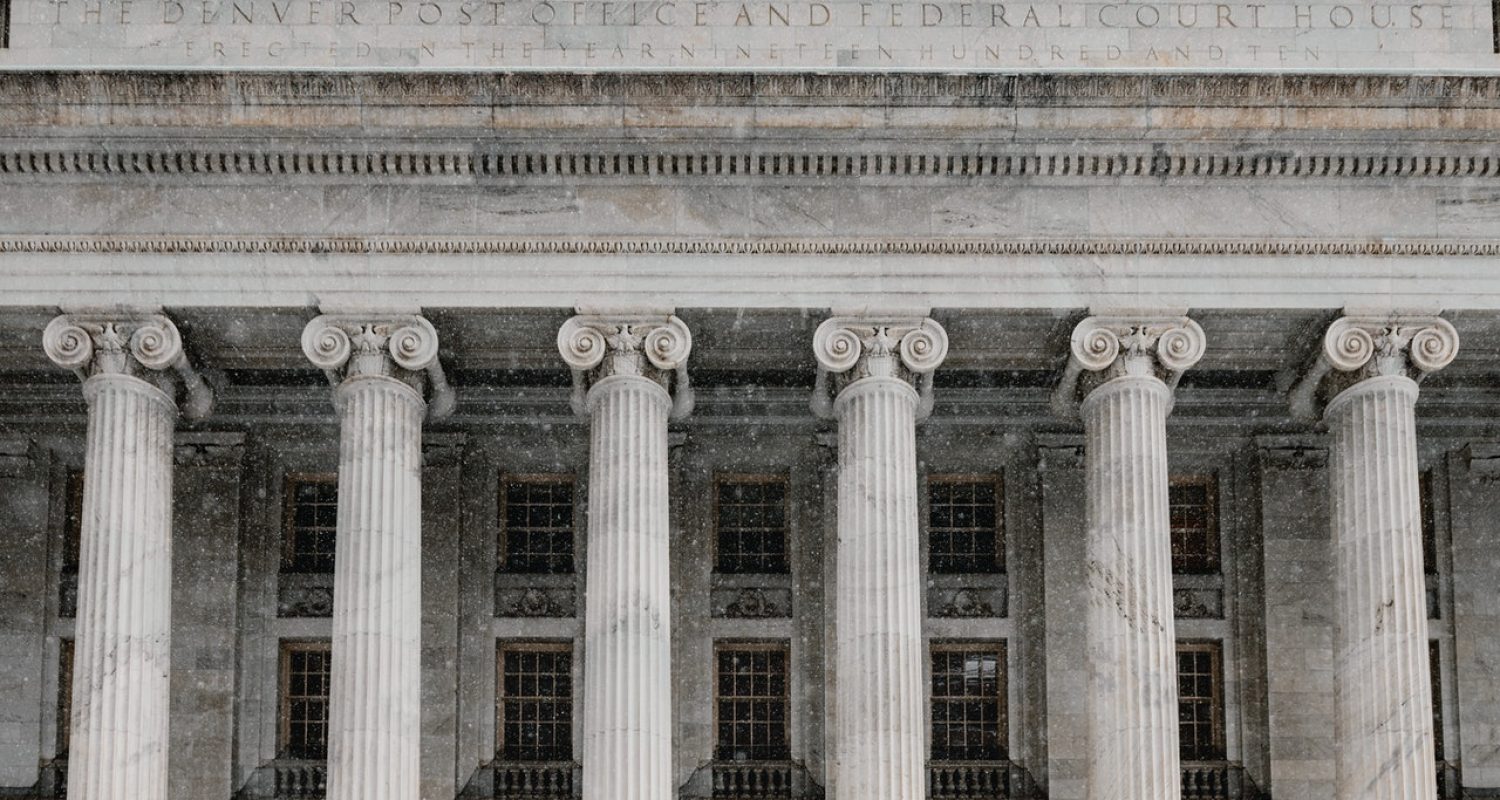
[1173,574,1226,620]
[926,575,1008,619]
[495,573,578,619]
[277,572,335,618]
[710,574,793,619]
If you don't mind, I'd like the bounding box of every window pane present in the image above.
[715,645,791,761]
[930,644,1007,761]
[716,479,790,575]
[283,643,333,760]
[1170,479,1220,574]
[502,479,576,574]
[284,477,338,574]
[928,479,1003,574]
[499,645,574,761]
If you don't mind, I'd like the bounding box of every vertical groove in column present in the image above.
[582,376,673,800]
[69,375,175,800]
[327,376,425,800]
[831,377,924,800]
[1327,376,1436,800]
[1081,376,1182,800]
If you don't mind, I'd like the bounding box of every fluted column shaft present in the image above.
[1080,375,1181,800]
[831,376,926,800]
[302,314,445,800]
[558,312,691,800]
[1055,314,1204,800]
[43,313,210,800]
[326,374,425,800]
[68,374,177,800]
[581,375,674,800]
[1328,376,1435,800]
[811,314,946,800]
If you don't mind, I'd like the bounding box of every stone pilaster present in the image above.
[302,313,449,800]
[1053,313,1206,800]
[558,312,692,800]
[1291,314,1459,800]
[812,314,948,800]
[42,312,213,800]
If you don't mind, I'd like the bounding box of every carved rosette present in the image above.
[557,313,694,418]
[810,315,948,418]
[301,314,454,418]
[1290,315,1459,421]
[1052,314,1205,416]
[43,312,214,418]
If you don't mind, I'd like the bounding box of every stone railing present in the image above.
[927,761,1019,798]
[711,761,797,797]
[492,761,578,799]
[1181,761,1249,799]
[273,760,327,798]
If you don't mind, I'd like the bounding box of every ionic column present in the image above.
[302,314,452,800]
[558,312,693,800]
[42,313,213,800]
[812,314,948,800]
[1053,313,1206,800]
[1291,314,1459,800]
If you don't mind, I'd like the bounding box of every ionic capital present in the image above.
[301,313,454,419]
[1051,312,1206,417]
[43,312,214,419]
[1289,313,1459,422]
[557,312,694,419]
[810,314,948,420]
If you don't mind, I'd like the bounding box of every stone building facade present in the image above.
[3,4,1500,799]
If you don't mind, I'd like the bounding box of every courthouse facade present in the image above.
[3,2,1500,799]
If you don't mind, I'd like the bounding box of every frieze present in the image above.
[5,234,1500,257]
[278,574,335,617]
[496,585,578,618]
[711,586,793,618]
[929,587,1005,618]
[5,146,1500,183]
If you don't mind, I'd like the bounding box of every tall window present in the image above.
[1431,641,1445,761]
[58,639,73,756]
[0,0,10,50]
[715,643,791,761]
[714,476,790,575]
[927,477,1003,574]
[1421,470,1438,575]
[497,643,574,762]
[280,642,332,760]
[930,643,1007,761]
[1170,477,1220,574]
[62,469,83,574]
[501,477,576,574]
[282,476,338,574]
[1177,642,1226,761]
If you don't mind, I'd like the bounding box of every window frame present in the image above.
[498,473,579,576]
[925,473,1006,575]
[1176,639,1227,762]
[928,640,1009,763]
[280,473,339,574]
[495,640,576,763]
[278,640,333,761]
[1169,474,1221,575]
[712,640,793,762]
[712,473,792,576]
[1430,639,1445,762]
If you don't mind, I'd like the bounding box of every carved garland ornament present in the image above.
[1289,314,1460,421]
[42,312,214,419]
[301,314,455,418]
[1052,313,1206,417]
[557,313,694,419]
[810,315,949,419]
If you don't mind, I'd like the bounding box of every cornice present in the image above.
[4,235,1500,256]
[5,72,1500,108]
